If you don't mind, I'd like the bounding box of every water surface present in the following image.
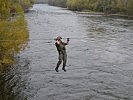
[1,4,133,100]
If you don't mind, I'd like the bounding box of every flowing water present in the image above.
[0,4,133,100]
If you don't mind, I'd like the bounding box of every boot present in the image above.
[62,66,66,72]
[55,67,58,72]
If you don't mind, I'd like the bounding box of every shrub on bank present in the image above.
[48,0,67,8]
[0,0,30,72]
[66,0,133,16]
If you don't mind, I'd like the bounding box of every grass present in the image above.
[0,4,29,72]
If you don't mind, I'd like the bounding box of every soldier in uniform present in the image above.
[55,36,69,72]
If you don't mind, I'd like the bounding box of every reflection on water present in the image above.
[0,57,30,100]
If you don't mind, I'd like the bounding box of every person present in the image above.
[55,36,69,72]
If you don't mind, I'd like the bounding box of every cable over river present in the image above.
[1,4,133,100]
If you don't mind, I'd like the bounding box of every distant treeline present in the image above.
[48,0,67,7]
[48,0,133,16]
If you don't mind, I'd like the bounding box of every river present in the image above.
[1,4,133,100]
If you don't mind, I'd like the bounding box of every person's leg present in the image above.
[62,53,67,72]
[55,53,63,72]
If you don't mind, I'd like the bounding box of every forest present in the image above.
[48,0,133,16]
[0,0,33,72]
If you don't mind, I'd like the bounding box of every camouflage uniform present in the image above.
[55,38,69,72]
[55,36,69,72]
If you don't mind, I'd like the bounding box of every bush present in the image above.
[0,0,29,72]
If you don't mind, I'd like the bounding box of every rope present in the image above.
[0,37,88,41]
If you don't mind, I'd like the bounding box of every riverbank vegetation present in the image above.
[67,0,133,16]
[20,0,34,12]
[48,0,133,16]
[48,0,67,7]
[0,0,33,72]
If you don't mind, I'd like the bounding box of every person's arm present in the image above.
[64,38,69,45]
[67,38,69,44]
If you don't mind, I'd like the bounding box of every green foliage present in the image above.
[0,0,29,72]
[0,16,29,68]
[67,0,98,11]
[48,0,67,7]
[67,0,86,11]
[0,0,11,19]
[66,0,133,16]
[21,0,34,10]
[127,0,133,15]
[40,0,133,15]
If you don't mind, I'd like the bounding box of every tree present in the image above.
[48,0,67,7]
[127,0,133,15]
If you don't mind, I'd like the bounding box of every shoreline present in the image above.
[76,11,133,20]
